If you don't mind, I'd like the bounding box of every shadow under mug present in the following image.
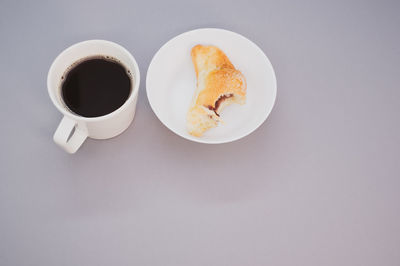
[47,40,140,153]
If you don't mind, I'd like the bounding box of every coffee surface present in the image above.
[61,57,132,117]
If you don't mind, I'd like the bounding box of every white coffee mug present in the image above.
[47,40,140,153]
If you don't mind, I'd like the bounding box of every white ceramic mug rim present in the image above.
[47,40,140,122]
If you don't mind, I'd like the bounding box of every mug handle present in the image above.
[53,116,88,153]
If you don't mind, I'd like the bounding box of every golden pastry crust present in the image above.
[196,68,246,110]
[191,45,234,77]
[187,45,247,137]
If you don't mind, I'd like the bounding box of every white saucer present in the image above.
[146,28,277,144]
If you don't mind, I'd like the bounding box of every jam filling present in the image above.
[206,94,234,117]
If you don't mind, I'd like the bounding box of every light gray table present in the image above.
[1,1,399,265]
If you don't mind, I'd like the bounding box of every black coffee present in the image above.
[61,56,132,117]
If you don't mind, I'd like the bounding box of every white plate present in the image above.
[146,28,277,144]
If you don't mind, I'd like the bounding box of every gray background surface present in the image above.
[1,0,399,265]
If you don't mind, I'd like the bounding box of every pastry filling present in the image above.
[206,94,234,116]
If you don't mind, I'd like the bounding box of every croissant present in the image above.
[187,45,246,137]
